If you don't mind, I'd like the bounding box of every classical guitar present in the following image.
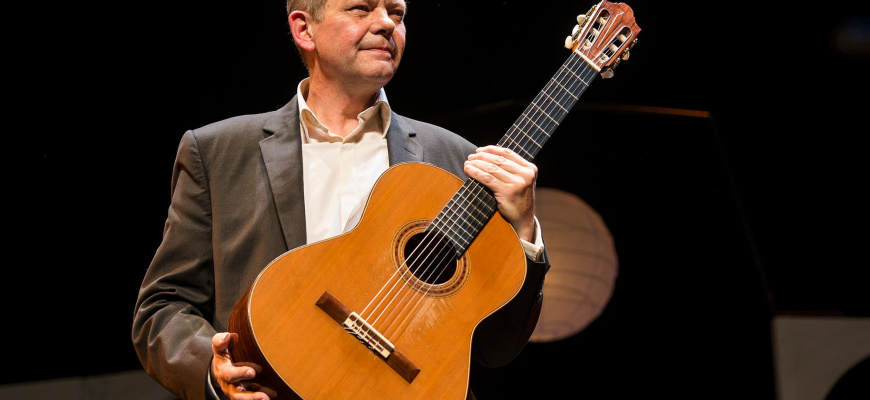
[228,2,640,399]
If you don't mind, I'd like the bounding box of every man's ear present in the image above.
[289,11,316,52]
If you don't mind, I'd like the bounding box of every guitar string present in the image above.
[378,231,462,337]
[359,51,598,342]
[371,53,596,343]
[365,188,487,335]
[383,56,599,338]
[349,13,633,364]
[355,47,603,345]
[361,224,444,321]
[358,174,500,337]
[365,18,616,324]
[357,199,481,333]
[369,56,584,333]
[370,52,598,339]
[500,52,593,159]
[358,174,495,327]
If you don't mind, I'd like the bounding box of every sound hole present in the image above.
[403,232,457,285]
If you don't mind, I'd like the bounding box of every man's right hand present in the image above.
[211,332,277,400]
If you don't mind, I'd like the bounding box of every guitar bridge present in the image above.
[343,312,395,359]
[315,291,420,383]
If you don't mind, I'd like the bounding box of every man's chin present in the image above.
[359,65,399,84]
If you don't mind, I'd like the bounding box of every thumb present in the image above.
[212,332,234,354]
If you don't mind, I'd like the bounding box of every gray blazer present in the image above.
[132,96,548,400]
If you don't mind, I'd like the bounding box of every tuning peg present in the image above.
[577,14,587,25]
[565,36,575,49]
[600,68,614,79]
[621,50,630,60]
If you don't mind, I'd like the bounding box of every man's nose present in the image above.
[370,8,396,35]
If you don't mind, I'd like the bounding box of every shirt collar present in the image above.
[296,78,392,143]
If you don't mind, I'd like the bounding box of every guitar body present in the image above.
[229,162,527,400]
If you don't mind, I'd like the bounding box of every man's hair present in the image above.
[287,0,328,21]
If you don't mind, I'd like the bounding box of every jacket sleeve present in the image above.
[471,234,550,367]
[131,130,218,400]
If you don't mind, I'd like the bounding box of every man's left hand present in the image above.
[464,145,537,242]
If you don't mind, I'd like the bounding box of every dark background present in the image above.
[7,1,869,399]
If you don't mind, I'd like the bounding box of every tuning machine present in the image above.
[565,13,591,49]
[602,36,639,78]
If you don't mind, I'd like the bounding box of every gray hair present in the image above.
[286,0,328,21]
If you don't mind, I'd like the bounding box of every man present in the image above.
[132,1,549,399]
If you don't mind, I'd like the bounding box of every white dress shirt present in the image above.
[296,78,391,244]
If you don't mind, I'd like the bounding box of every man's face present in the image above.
[311,0,407,87]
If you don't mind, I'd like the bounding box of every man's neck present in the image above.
[304,77,383,138]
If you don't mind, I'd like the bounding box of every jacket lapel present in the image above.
[386,111,423,165]
[260,96,308,250]
[260,101,423,251]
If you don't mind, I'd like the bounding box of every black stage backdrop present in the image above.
[7,1,869,399]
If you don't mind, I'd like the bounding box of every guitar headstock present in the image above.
[564,1,641,78]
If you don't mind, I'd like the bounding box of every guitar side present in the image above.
[229,162,527,400]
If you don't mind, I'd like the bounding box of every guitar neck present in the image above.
[431,53,600,255]
[498,52,598,161]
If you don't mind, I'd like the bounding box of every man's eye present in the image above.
[350,5,369,12]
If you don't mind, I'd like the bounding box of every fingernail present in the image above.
[246,369,255,378]
[221,332,229,341]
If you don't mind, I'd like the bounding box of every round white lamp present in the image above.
[530,187,619,342]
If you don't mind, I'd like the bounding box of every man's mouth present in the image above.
[363,47,395,60]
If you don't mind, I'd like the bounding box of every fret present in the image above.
[428,180,497,255]
[432,52,598,254]
[437,203,479,240]
[539,91,569,113]
[445,197,492,228]
[517,107,558,136]
[549,78,579,100]
[519,113,550,142]
[499,133,536,160]
[560,61,591,87]
[429,219,470,253]
[529,102,560,125]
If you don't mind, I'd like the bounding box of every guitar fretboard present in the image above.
[430,52,599,255]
